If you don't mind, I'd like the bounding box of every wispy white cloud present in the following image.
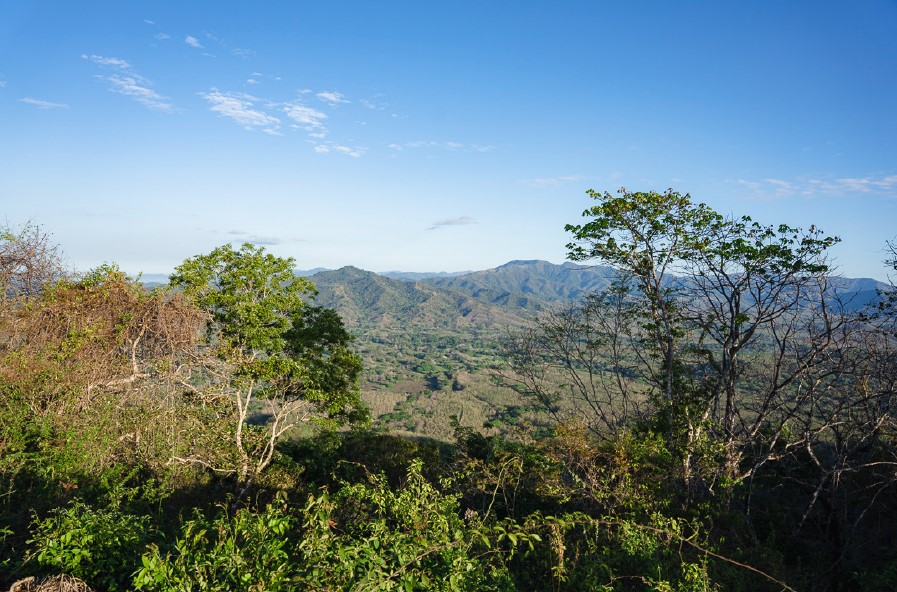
[82,54,131,68]
[310,142,366,157]
[427,216,478,230]
[155,32,171,40]
[144,19,155,25]
[360,95,388,110]
[520,175,585,188]
[316,91,349,105]
[764,178,795,192]
[18,97,68,109]
[201,88,367,155]
[186,30,254,57]
[411,141,452,149]
[245,72,274,85]
[0,80,7,88]
[389,141,494,153]
[243,235,282,245]
[204,90,281,134]
[332,144,366,157]
[735,179,762,192]
[810,175,897,195]
[226,230,282,246]
[105,74,172,111]
[283,102,328,130]
[734,174,897,199]
[84,54,172,111]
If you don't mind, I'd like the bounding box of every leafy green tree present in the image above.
[169,243,366,485]
[680,213,839,479]
[566,188,721,410]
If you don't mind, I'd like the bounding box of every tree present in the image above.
[169,243,366,485]
[502,276,649,438]
[0,221,66,303]
[566,188,721,410]
[680,214,840,480]
[560,188,842,488]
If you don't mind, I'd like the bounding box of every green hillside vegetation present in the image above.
[308,266,539,440]
[1,190,896,591]
[424,259,618,304]
[311,260,891,443]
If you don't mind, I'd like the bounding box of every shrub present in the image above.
[27,501,151,591]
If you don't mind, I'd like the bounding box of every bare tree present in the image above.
[501,277,649,438]
[0,221,67,303]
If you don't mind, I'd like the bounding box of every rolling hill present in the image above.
[307,266,533,330]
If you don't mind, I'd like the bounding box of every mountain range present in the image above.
[140,260,890,331]
[305,261,890,331]
[305,260,631,332]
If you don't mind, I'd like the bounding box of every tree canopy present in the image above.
[169,243,366,482]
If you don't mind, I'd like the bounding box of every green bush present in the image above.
[135,496,297,591]
[27,500,152,591]
[135,462,522,591]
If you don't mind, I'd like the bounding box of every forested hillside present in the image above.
[2,190,896,591]
[306,258,891,442]
[423,259,618,304]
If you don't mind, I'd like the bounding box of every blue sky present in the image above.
[2,1,896,279]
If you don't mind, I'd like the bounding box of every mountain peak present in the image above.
[496,259,550,269]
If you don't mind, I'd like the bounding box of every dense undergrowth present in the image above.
[4,387,893,591]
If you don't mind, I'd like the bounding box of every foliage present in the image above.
[134,496,297,591]
[496,187,897,587]
[558,188,844,487]
[169,243,367,484]
[0,264,201,412]
[26,500,152,591]
[2,220,896,591]
[135,461,526,591]
[171,243,313,361]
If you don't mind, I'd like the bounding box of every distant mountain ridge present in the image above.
[379,270,473,281]
[422,260,619,304]
[307,261,891,331]
[308,266,530,330]
[308,260,621,331]
[138,261,891,329]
